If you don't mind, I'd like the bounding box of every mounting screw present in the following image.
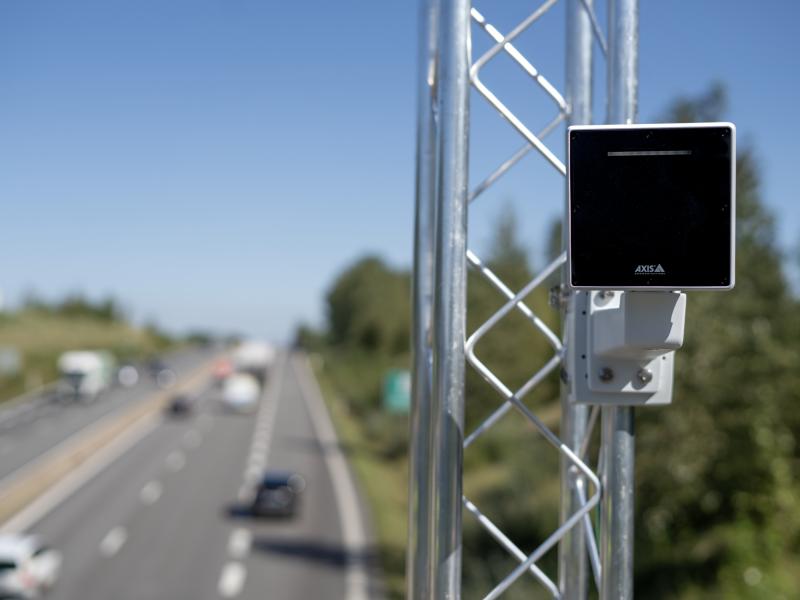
[637,368,653,384]
[549,284,569,309]
[598,290,615,300]
[598,367,614,382]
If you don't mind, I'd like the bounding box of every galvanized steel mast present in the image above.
[429,0,471,598]
[406,0,440,598]
[559,1,595,598]
[600,1,639,599]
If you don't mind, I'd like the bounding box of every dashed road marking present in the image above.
[246,453,264,469]
[100,526,127,557]
[237,484,250,503]
[243,464,262,482]
[218,562,246,598]
[228,528,252,560]
[243,470,260,486]
[166,451,186,472]
[239,354,285,488]
[0,415,160,535]
[140,480,163,505]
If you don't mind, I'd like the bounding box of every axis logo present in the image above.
[634,264,666,274]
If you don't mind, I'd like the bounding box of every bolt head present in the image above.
[637,368,653,384]
[598,367,614,382]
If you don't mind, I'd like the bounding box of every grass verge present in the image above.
[0,310,174,403]
[310,354,408,600]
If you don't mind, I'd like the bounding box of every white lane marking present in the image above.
[245,454,264,469]
[0,415,160,534]
[243,470,260,486]
[239,353,285,486]
[183,429,202,448]
[236,484,250,503]
[227,528,252,560]
[166,451,186,472]
[292,355,370,600]
[140,480,163,505]
[99,526,127,557]
[243,464,262,482]
[0,396,134,491]
[0,358,212,494]
[218,562,246,598]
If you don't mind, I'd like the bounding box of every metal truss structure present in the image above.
[408,1,639,598]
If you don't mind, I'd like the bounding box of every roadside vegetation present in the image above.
[0,295,175,403]
[302,85,800,599]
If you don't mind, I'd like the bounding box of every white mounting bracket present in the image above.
[568,290,686,406]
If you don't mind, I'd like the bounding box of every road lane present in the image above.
[0,346,214,482]
[236,353,348,600]
[21,351,380,600]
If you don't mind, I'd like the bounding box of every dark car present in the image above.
[166,395,193,417]
[147,357,167,377]
[148,358,176,389]
[251,471,305,518]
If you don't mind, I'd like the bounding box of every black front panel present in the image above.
[568,125,733,288]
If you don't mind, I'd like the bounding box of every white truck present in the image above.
[232,341,276,384]
[57,350,116,401]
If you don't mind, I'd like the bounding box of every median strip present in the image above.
[0,359,216,529]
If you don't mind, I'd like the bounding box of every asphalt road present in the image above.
[18,351,379,600]
[0,347,215,484]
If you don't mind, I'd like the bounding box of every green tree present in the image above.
[461,208,565,598]
[325,255,410,355]
[635,84,800,599]
[465,206,558,423]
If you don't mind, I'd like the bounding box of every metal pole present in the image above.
[407,0,440,598]
[429,0,470,597]
[600,408,635,599]
[607,0,638,125]
[601,1,638,598]
[559,1,593,598]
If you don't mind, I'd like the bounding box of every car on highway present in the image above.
[117,363,140,388]
[0,534,61,599]
[147,357,176,389]
[221,373,260,413]
[251,471,306,518]
[212,358,233,386]
[166,394,193,418]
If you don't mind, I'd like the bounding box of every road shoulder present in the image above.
[292,352,386,600]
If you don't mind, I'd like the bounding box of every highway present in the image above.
[0,347,214,483]
[0,351,380,599]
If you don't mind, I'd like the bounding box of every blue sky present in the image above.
[0,1,798,342]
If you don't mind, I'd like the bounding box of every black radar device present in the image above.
[567,123,735,290]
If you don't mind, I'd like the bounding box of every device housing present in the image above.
[567,122,736,291]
